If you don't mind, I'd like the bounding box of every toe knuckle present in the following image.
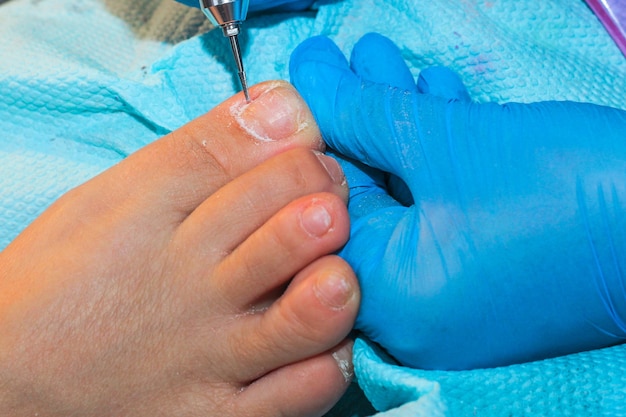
[274,300,325,343]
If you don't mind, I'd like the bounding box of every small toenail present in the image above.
[301,201,332,238]
[332,343,354,383]
[230,82,309,142]
[314,152,346,185]
[315,272,353,310]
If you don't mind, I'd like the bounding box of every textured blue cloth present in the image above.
[1,0,625,415]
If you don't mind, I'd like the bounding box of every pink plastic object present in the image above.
[585,0,626,57]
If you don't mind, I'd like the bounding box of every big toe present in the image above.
[95,80,323,225]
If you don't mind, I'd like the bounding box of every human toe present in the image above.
[233,339,355,417]
[176,148,348,264]
[214,190,350,308]
[95,80,322,226]
[223,255,359,383]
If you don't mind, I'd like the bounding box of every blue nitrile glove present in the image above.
[174,0,314,14]
[290,33,626,371]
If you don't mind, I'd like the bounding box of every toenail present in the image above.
[301,201,333,238]
[230,82,310,142]
[332,343,354,383]
[315,272,353,310]
[314,152,346,185]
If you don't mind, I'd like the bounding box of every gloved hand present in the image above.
[174,0,314,14]
[290,33,626,370]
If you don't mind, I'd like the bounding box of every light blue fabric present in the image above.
[352,337,626,416]
[1,0,625,415]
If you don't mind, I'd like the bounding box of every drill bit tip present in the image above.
[228,33,250,102]
[239,71,250,102]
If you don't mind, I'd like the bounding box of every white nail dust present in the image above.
[332,350,354,383]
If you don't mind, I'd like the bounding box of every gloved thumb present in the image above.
[290,36,416,178]
[346,34,473,205]
[291,34,412,216]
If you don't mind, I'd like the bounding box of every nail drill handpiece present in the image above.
[200,0,251,101]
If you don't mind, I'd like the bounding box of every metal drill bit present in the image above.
[200,0,251,102]
[227,31,250,102]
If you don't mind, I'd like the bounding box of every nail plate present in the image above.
[231,82,310,142]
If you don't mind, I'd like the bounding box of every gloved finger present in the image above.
[416,66,472,101]
[350,33,416,91]
[389,65,471,205]
[345,33,416,206]
[291,36,411,177]
[174,0,314,13]
[348,51,474,206]
[290,36,359,158]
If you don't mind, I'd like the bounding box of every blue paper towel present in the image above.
[353,337,626,416]
[1,0,625,415]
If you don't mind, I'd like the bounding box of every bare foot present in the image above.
[0,81,359,417]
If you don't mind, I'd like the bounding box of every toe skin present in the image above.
[234,339,355,417]
[222,255,359,383]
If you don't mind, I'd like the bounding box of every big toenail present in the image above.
[315,272,353,310]
[230,82,309,142]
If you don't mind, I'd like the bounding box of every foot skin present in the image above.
[0,81,359,417]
